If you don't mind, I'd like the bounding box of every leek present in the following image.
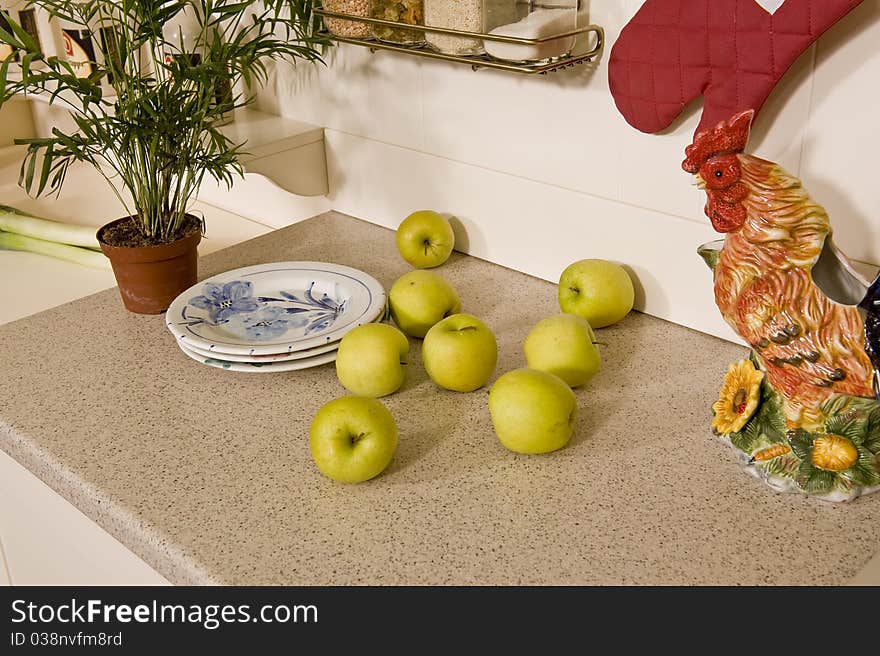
[0,231,111,270]
[0,205,101,250]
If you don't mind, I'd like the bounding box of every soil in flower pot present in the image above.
[98,215,202,314]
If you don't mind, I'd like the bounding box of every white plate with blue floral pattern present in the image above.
[177,341,337,373]
[165,262,387,356]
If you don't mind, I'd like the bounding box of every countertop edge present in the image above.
[0,418,220,585]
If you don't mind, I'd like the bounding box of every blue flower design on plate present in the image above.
[259,281,348,336]
[223,306,308,342]
[188,281,260,324]
[181,277,351,342]
[272,282,345,312]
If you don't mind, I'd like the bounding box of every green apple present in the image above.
[309,396,398,483]
[389,270,461,338]
[558,259,634,328]
[488,368,577,454]
[422,313,498,392]
[524,314,601,387]
[396,210,456,269]
[335,323,409,397]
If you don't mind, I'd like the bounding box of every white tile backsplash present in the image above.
[265,45,425,151]
[419,57,628,203]
[260,0,880,338]
[326,130,739,340]
[800,0,880,265]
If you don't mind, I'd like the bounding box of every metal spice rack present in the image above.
[314,10,604,74]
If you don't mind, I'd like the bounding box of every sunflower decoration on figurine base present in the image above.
[711,359,880,501]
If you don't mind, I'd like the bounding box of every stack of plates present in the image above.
[165,262,387,372]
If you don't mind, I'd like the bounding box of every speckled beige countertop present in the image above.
[2,211,880,585]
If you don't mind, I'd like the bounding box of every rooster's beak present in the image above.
[693,173,706,190]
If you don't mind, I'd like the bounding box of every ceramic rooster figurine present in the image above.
[688,110,880,500]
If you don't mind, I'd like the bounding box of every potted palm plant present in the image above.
[0,0,325,313]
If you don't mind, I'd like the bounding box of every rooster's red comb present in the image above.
[682,110,754,173]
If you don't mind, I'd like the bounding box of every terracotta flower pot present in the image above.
[97,217,202,314]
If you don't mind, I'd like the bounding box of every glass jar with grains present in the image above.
[424,0,486,55]
[370,0,424,45]
[321,0,371,38]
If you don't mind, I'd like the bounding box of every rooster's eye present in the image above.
[715,170,723,178]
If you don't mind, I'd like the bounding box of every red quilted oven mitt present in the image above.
[608,0,863,135]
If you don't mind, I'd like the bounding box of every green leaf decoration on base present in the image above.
[730,424,759,454]
[825,411,868,445]
[863,408,880,455]
[757,390,786,444]
[821,394,856,418]
[788,429,814,460]
[841,450,880,488]
[796,459,837,494]
[760,452,801,479]
[728,379,786,455]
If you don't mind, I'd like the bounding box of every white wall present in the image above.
[257,0,880,341]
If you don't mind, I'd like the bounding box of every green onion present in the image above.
[0,204,101,250]
[0,230,110,270]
